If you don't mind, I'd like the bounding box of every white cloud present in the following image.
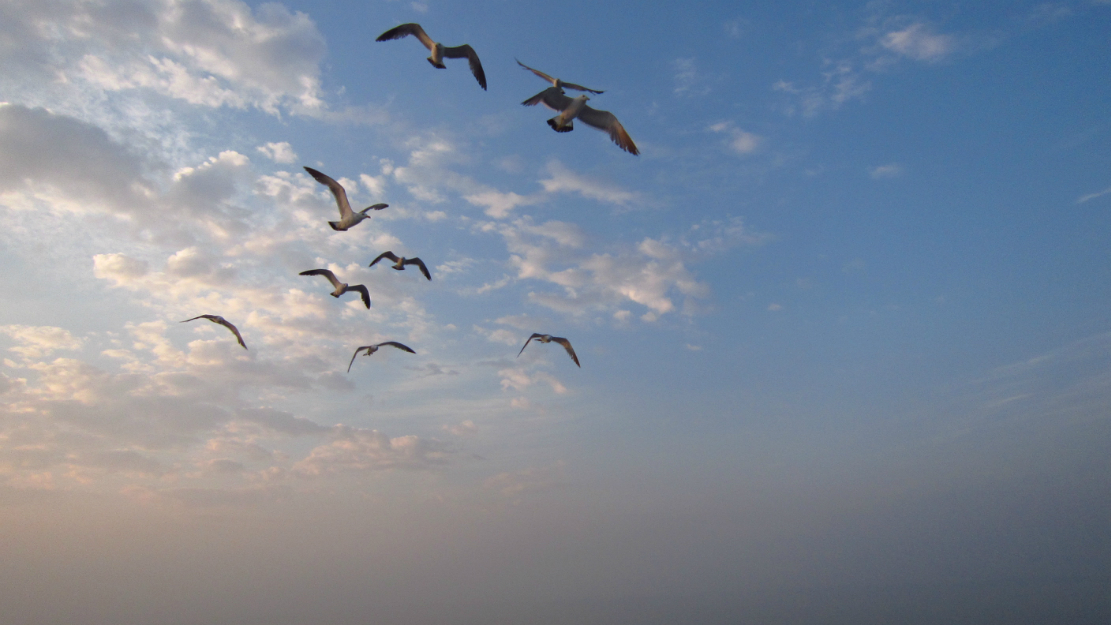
[708,122,761,154]
[870,164,903,179]
[256,141,297,164]
[1,325,83,359]
[1076,188,1109,204]
[292,426,448,476]
[539,161,639,207]
[444,420,478,437]
[881,24,954,61]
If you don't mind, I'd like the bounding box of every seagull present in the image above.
[180,315,247,349]
[522,87,638,155]
[376,23,487,90]
[299,269,371,308]
[369,251,431,281]
[516,59,603,94]
[304,166,388,231]
[517,333,580,367]
[347,341,416,373]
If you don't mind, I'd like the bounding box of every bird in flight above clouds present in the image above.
[516,59,604,94]
[304,166,387,231]
[347,342,417,373]
[517,333,580,367]
[376,23,487,90]
[299,269,371,309]
[180,315,247,349]
[369,251,432,281]
[522,87,638,155]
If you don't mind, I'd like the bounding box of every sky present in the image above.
[0,0,1108,623]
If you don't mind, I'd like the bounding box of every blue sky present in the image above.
[0,0,1107,622]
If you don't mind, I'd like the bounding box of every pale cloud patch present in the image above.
[464,190,540,219]
[870,163,903,179]
[881,23,955,62]
[539,161,639,207]
[444,420,478,437]
[708,121,761,154]
[1076,188,1109,204]
[256,142,297,164]
[671,57,709,96]
[291,426,448,476]
[484,462,565,499]
[1,325,83,359]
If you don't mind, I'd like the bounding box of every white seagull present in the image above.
[517,59,603,94]
[299,269,371,308]
[347,341,416,373]
[369,251,432,281]
[304,166,388,231]
[376,23,487,90]
[180,315,247,349]
[517,333,580,367]
[522,87,639,155]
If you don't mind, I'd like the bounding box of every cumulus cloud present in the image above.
[256,141,297,164]
[1,325,83,359]
[881,23,954,61]
[292,426,448,476]
[708,122,761,154]
[539,161,639,207]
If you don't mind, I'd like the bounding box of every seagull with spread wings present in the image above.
[516,59,603,94]
[369,251,432,281]
[522,87,639,155]
[376,23,487,90]
[303,166,387,231]
[347,341,416,373]
[299,269,371,309]
[180,315,247,349]
[517,333,580,367]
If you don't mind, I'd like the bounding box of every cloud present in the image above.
[484,462,565,499]
[1076,188,1109,204]
[291,426,449,476]
[0,325,83,359]
[880,23,954,61]
[444,420,478,437]
[870,164,903,179]
[256,141,297,164]
[671,57,709,96]
[539,161,639,207]
[708,122,761,154]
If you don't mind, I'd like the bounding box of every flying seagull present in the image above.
[304,166,388,231]
[347,341,416,373]
[369,251,431,281]
[516,59,603,94]
[376,23,487,90]
[522,87,638,155]
[299,269,371,308]
[517,333,580,367]
[180,315,247,349]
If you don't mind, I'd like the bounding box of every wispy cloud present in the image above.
[880,23,955,61]
[1075,188,1109,204]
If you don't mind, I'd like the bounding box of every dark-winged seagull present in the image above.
[180,315,247,349]
[517,333,580,367]
[304,166,387,231]
[522,87,638,155]
[369,251,432,281]
[299,269,371,308]
[516,59,603,94]
[347,341,416,373]
[376,23,487,90]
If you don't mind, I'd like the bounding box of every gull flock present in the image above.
[182,22,632,373]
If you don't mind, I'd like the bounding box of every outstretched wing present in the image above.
[405,257,432,281]
[299,268,342,290]
[577,105,639,155]
[304,167,353,219]
[377,341,416,354]
[551,336,580,367]
[375,23,435,51]
[213,317,248,350]
[560,80,604,95]
[180,314,216,323]
[516,59,556,85]
[360,203,389,215]
[347,346,370,373]
[522,87,572,111]
[442,44,486,90]
[349,285,371,309]
[369,251,400,267]
[517,333,543,357]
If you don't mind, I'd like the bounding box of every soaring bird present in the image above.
[522,87,638,155]
[376,23,487,90]
[517,333,580,367]
[347,341,416,373]
[369,251,431,281]
[180,315,247,349]
[299,269,371,308]
[516,59,603,94]
[304,166,388,231]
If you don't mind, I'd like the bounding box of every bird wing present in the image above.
[405,257,431,280]
[517,333,543,357]
[369,251,399,267]
[375,23,435,51]
[442,44,487,90]
[577,105,639,155]
[214,318,248,349]
[347,346,370,373]
[560,81,604,95]
[304,167,353,219]
[360,203,389,215]
[552,337,580,367]
[516,59,557,85]
[300,269,342,290]
[180,315,215,323]
[522,87,572,111]
[349,285,371,309]
[377,341,416,354]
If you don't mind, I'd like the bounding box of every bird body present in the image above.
[304,166,387,231]
[347,341,416,373]
[517,333,580,367]
[516,59,603,94]
[522,87,638,155]
[180,315,247,349]
[300,269,371,308]
[369,251,432,281]
[376,23,487,90]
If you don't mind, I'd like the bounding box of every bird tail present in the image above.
[426,58,447,69]
[328,221,344,231]
[548,117,573,133]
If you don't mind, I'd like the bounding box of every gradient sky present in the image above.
[0,0,1108,623]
